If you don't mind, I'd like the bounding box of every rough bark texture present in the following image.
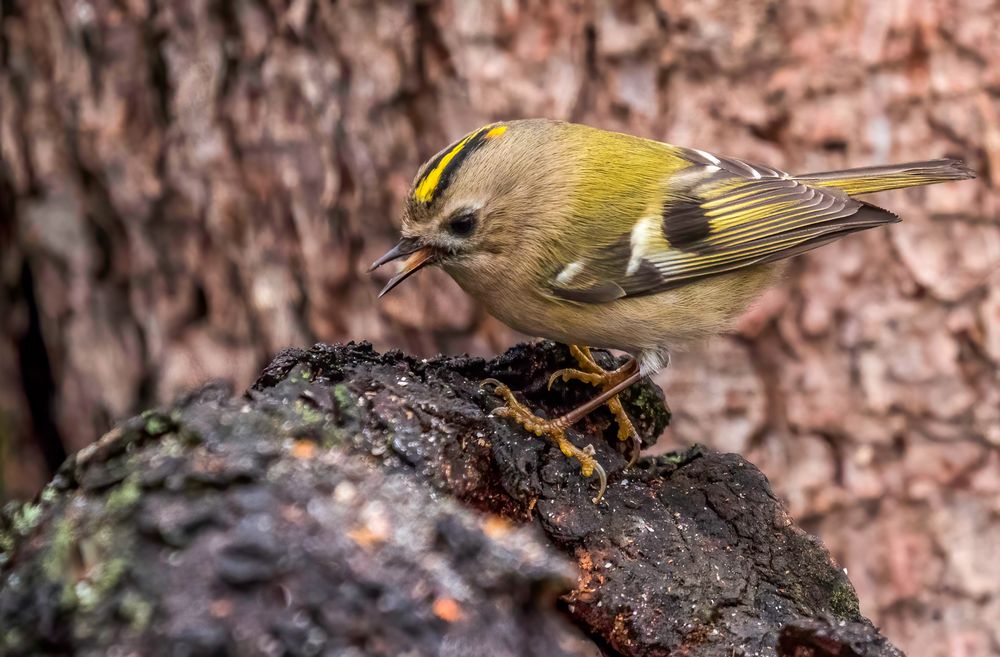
[2,341,902,657]
[1,1,998,655]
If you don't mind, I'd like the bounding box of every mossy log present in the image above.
[1,342,902,657]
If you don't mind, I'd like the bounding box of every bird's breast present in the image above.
[445,262,783,357]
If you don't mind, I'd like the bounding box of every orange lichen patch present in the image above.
[210,598,233,618]
[612,613,632,647]
[569,548,600,601]
[432,597,463,623]
[482,514,512,538]
[682,624,711,646]
[347,525,387,550]
[290,439,317,460]
[281,504,305,523]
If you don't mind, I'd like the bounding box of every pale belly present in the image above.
[454,264,784,371]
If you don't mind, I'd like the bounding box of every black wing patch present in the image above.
[661,195,712,248]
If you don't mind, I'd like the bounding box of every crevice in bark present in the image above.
[14,261,66,476]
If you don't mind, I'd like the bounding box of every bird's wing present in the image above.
[548,148,898,303]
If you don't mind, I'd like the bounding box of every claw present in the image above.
[546,370,562,391]
[625,432,642,468]
[570,443,607,503]
[575,444,608,503]
[591,460,608,504]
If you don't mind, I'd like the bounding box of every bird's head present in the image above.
[369,120,565,296]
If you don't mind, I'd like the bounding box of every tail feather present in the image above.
[797,158,975,196]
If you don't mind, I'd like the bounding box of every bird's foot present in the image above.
[547,345,642,466]
[481,378,607,503]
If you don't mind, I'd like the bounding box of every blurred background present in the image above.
[1,1,998,654]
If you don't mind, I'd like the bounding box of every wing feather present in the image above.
[550,149,899,301]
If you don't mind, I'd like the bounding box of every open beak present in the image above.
[368,237,435,298]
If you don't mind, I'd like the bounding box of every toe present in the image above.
[547,368,604,389]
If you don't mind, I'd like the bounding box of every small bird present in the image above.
[370,119,974,501]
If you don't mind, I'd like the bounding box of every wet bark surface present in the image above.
[2,342,901,657]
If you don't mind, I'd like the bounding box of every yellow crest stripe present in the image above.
[414,131,480,203]
[485,125,508,139]
[413,124,507,204]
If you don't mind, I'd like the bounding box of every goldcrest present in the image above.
[371,119,973,502]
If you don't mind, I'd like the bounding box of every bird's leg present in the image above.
[481,367,643,503]
[547,346,642,465]
[481,378,607,502]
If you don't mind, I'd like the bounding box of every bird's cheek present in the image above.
[438,257,468,282]
[439,256,492,297]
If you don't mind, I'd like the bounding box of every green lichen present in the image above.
[13,503,43,536]
[1,503,43,563]
[1,627,25,652]
[1,492,53,562]
[0,538,11,566]
[160,435,187,457]
[331,383,354,410]
[73,580,97,610]
[40,485,59,504]
[77,556,129,612]
[106,476,142,517]
[43,516,76,582]
[625,382,670,428]
[119,591,154,632]
[830,579,861,619]
[318,384,359,448]
[141,410,173,437]
[62,520,135,617]
[661,451,689,465]
[146,417,169,435]
[294,399,327,426]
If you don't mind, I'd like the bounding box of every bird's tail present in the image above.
[797,158,975,196]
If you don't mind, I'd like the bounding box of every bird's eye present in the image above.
[446,212,477,237]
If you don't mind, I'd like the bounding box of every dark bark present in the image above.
[1,342,900,657]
